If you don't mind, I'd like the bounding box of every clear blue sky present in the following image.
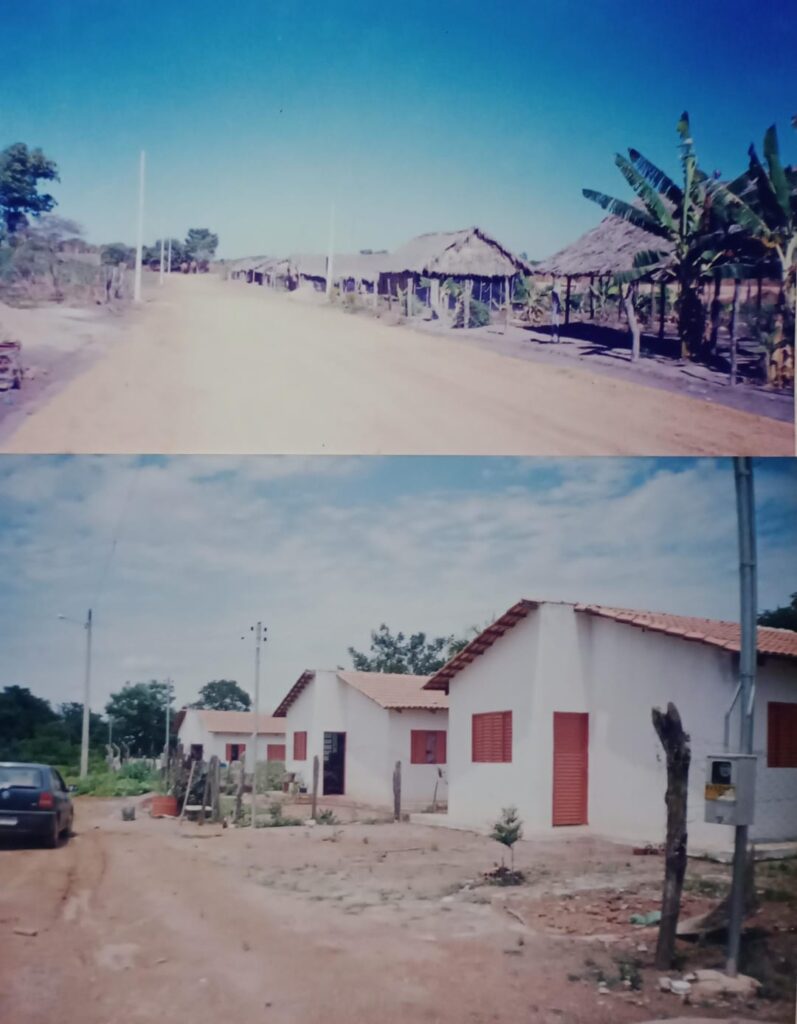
[1,456,795,714]
[3,0,796,258]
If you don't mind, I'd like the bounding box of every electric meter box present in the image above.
[704,754,756,826]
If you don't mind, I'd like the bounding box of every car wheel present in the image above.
[43,816,60,849]
[63,810,74,838]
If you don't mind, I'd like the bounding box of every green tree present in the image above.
[583,112,746,360]
[191,679,251,711]
[10,215,83,300]
[490,806,523,869]
[758,593,797,631]
[184,227,218,269]
[0,685,57,757]
[0,143,59,236]
[100,242,135,267]
[348,625,466,675]
[105,681,173,757]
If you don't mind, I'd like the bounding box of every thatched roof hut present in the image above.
[288,252,385,284]
[533,215,674,278]
[384,226,530,278]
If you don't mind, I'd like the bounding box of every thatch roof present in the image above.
[287,252,385,283]
[384,226,530,278]
[533,215,674,278]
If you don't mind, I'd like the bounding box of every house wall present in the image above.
[282,673,448,809]
[176,710,285,764]
[446,604,796,849]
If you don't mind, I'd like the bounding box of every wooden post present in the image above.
[659,281,666,340]
[756,273,762,311]
[564,276,572,327]
[233,754,246,824]
[407,275,414,318]
[652,702,691,970]
[179,759,196,824]
[462,280,471,329]
[392,761,402,821]
[210,756,221,823]
[372,279,378,311]
[589,274,595,319]
[709,275,722,352]
[622,284,642,362]
[311,754,320,821]
[729,278,741,387]
[504,275,511,334]
[199,760,211,825]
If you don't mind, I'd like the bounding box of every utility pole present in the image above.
[159,236,165,285]
[325,204,335,299]
[81,609,93,779]
[164,678,172,767]
[726,457,758,976]
[167,237,172,275]
[250,622,265,828]
[133,150,146,303]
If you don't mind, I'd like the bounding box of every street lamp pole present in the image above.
[251,622,262,829]
[81,609,93,779]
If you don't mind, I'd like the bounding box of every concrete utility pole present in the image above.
[164,678,172,765]
[81,609,92,778]
[167,237,172,275]
[133,150,146,303]
[159,236,165,285]
[325,204,335,298]
[726,457,758,976]
[250,622,264,828]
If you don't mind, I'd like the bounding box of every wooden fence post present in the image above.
[462,280,471,329]
[564,276,572,326]
[504,275,511,334]
[233,754,246,825]
[199,760,211,825]
[652,702,691,970]
[659,281,666,340]
[179,759,196,825]
[407,276,414,318]
[311,755,320,821]
[622,284,642,362]
[729,278,741,387]
[210,756,221,823]
[393,761,402,821]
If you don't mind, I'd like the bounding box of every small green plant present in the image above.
[490,806,523,869]
[315,809,338,825]
[260,800,302,828]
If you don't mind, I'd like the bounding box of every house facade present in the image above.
[424,600,797,849]
[175,708,286,764]
[274,671,448,810]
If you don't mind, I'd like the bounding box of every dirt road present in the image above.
[1,276,792,454]
[1,799,792,1024]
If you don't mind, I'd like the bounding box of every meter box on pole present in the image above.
[704,754,756,826]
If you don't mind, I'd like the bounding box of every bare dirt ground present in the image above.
[1,797,794,1024]
[0,275,792,455]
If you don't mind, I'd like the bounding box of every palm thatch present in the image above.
[288,252,384,283]
[533,215,674,278]
[384,226,530,278]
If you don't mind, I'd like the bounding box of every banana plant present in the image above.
[706,124,795,385]
[583,113,748,360]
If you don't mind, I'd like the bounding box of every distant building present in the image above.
[174,708,286,764]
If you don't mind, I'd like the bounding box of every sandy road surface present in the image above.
[1,800,791,1024]
[1,276,792,454]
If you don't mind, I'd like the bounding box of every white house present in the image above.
[423,600,797,850]
[274,671,449,810]
[174,708,286,764]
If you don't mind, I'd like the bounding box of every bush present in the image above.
[71,765,160,797]
[453,296,490,329]
[255,760,285,792]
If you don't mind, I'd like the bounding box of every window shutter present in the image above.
[293,731,307,761]
[472,712,512,762]
[437,731,447,764]
[410,730,426,764]
[768,702,797,768]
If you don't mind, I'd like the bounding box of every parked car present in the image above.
[0,762,74,847]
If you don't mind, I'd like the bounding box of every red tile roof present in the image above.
[196,710,285,734]
[274,670,448,716]
[425,599,797,690]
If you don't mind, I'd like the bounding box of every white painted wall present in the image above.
[282,672,448,810]
[176,709,285,763]
[445,604,797,849]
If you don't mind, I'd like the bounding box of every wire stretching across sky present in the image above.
[91,459,143,612]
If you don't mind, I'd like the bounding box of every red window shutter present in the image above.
[768,702,797,768]
[293,731,307,761]
[472,712,512,762]
[410,730,426,764]
[437,731,447,764]
[267,744,286,761]
[225,743,232,762]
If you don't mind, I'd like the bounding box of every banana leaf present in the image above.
[628,149,683,205]
[763,125,792,221]
[615,154,676,233]
[582,190,670,238]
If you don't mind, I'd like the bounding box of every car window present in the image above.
[53,770,67,792]
[0,766,42,788]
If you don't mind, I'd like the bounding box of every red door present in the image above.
[552,712,589,826]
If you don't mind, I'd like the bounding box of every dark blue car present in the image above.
[0,762,75,847]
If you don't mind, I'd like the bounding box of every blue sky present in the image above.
[3,0,795,258]
[0,456,795,715]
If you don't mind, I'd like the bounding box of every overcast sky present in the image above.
[1,456,795,716]
[3,0,795,259]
